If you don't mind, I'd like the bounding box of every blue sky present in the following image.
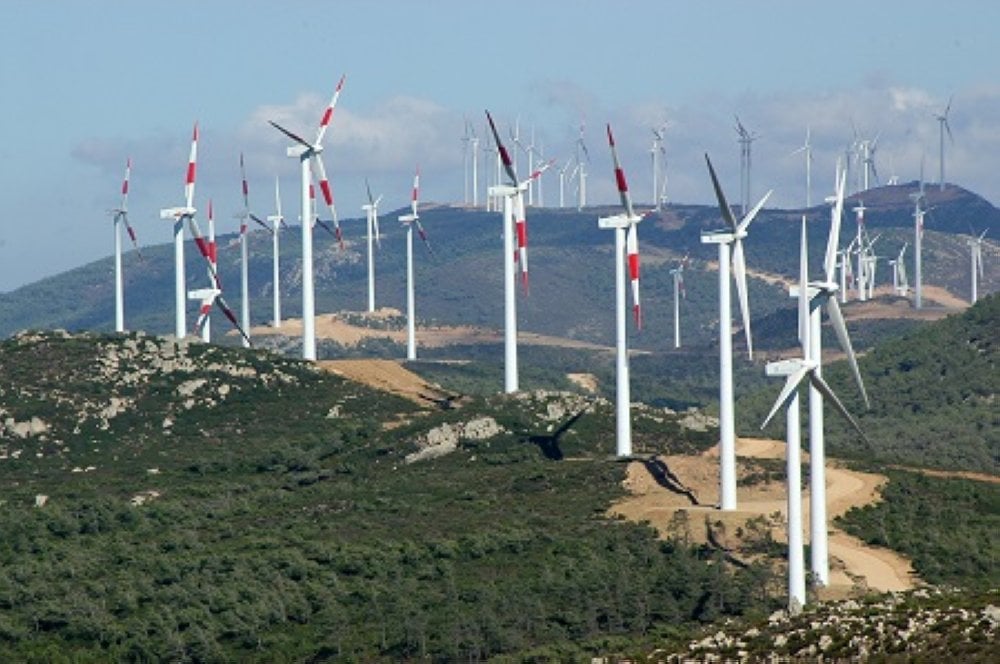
[2,0,998,291]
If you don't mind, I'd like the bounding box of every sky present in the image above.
[3,0,999,292]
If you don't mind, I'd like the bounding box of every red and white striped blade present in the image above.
[627,223,641,329]
[185,123,198,209]
[607,124,635,219]
[185,217,222,289]
[486,110,518,185]
[410,167,421,215]
[240,152,250,210]
[121,212,142,258]
[315,74,346,146]
[678,274,686,299]
[194,296,214,336]
[415,219,433,255]
[515,193,529,295]
[312,155,344,248]
[121,157,131,210]
[215,293,252,346]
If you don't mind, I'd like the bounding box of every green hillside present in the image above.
[0,331,779,661]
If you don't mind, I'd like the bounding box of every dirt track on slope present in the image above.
[610,437,916,595]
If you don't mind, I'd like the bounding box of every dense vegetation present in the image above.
[737,293,1000,472]
[836,469,1000,587]
[0,331,783,661]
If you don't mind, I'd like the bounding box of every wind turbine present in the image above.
[860,134,880,191]
[266,178,286,327]
[597,124,643,458]
[763,216,868,612]
[793,164,869,587]
[910,169,928,309]
[189,199,218,342]
[268,74,346,360]
[651,122,668,212]
[159,122,200,339]
[969,229,988,303]
[669,255,687,349]
[934,96,954,191]
[236,154,270,347]
[852,201,867,301]
[789,127,813,209]
[398,167,433,360]
[575,122,589,210]
[702,154,771,511]
[557,159,572,209]
[109,157,140,333]
[361,179,383,312]
[890,243,909,296]
[462,119,473,205]
[735,116,758,213]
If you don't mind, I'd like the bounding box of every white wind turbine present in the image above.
[911,171,928,309]
[267,177,286,327]
[598,124,644,458]
[934,96,954,191]
[852,200,867,301]
[236,154,270,347]
[735,115,758,213]
[890,242,909,296]
[702,154,771,510]
[398,167,433,360]
[485,111,550,393]
[669,255,688,349]
[763,215,868,612]
[575,122,589,210]
[159,122,200,339]
[793,165,869,587]
[269,74,347,360]
[651,122,668,212]
[969,229,988,303]
[789,126,813,209]
[109,157,141,333]
[361,179,383,313]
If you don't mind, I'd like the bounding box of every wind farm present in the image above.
[1,2,999,660]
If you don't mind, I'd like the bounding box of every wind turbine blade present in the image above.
[268,120,311,149]
[627,223,641,329]
[825,297,869,408]
[808,371,868,443]
[414,219,433,255]
[120,157,131,210]
[215,293,252,346]
[410,166,420,215]
[315,74,346,145]
[312,155,343,249]
[122,213,142,258]
[824,169,847,281]
[732,239,753,358]
[737,190,772,235]
[607,124,636,218]
[365,178,375,206]
[704,154,738,231]
[185,122,198,209]
[485,110,518,185]
[240,152,250,210]
[373,209,381,250]
[249,212,273,234]
[761,367,809,430]
[274,176,283,219]
[515,192,529,295]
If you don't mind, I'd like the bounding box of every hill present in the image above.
[737,293,1000,473]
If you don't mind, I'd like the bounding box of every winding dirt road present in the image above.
[610,437,916,594]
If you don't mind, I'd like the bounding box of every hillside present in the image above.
[737,293,1000,473]
[1,183,995,351]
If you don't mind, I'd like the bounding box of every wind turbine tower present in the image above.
[598,125,643,458]
[159,122,200,339]
[269,75,346,360]
[361,180,383,313]
[267,178,284,327]
[399,167,432,360]
[934,97,954,191]
[651,123,668,212]
[735,116,758,213]
[109,157,140,333]
[910,181,927,309]
[853,201,867,302]
[702,155,771,511]
[669,256,687,348]
[969,229,987,303]
[790,127,813,209]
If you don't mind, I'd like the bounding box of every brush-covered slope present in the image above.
[737,293,1000,472]
[0,330,782,661]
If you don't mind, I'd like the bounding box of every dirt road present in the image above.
[610,437,916,594]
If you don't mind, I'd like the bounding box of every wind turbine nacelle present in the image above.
[267,214,283,224]
[287,145,311,158]
[160,206,196,220]
[766,358,807,377]
[187,287,220,301]
[398,213,418,224]
[597,213,636,230]
[488,184,518,197]
[700,230,735,245]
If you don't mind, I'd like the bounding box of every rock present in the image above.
[34,494,48,508]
